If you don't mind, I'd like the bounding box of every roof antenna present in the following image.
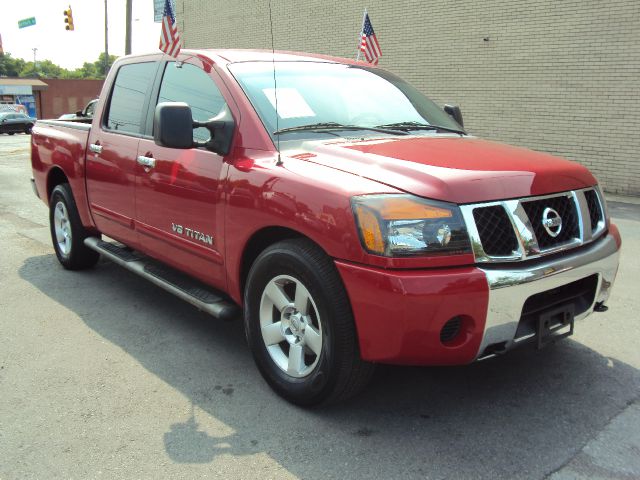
[268,0,283,166]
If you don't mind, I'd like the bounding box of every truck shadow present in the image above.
[19,254,640,479]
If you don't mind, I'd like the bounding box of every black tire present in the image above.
[8,132,14,135]
[244,238,374,406]
[49,183,100,270]
[24,124,33,134]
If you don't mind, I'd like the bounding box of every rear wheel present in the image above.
[244,238,374,406]
[24,124,33,134]
[49,183,100,270]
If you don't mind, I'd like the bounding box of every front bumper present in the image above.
[336,226,620,366]
[476,225,619,359]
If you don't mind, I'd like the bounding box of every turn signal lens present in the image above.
[354,204,385,254]
[377,197,453,220]
[352,194,471,257]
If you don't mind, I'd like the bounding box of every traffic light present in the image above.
[63,6,74,31]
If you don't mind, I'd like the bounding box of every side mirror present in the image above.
[444,104,464,127]
[154,102,194,149]
[75,110,83,117]
[193,106,235,156]
[154,101,235,156]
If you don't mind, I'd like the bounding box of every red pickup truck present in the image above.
[31,50,621,405]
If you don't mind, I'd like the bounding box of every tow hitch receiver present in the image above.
[536,303,575,349]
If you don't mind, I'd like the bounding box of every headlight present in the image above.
[352,194,471,257]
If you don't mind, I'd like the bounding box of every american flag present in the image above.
[359,13,381,65]
[159,0,181,58]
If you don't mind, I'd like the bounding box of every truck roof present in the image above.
[206,49,357,64]
[124,49,361,66]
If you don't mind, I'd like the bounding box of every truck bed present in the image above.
[30,120,93,226]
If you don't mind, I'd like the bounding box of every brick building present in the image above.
[0,77,103,119]
[176,0,639,196]
[38,78,104,119]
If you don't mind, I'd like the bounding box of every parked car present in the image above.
[0,111,35,134]
[30,50,621,406]
[58,99,98,122]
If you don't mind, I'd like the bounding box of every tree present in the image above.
[94,52,118,76]
[19,59,65,78]
[0,51,118,79]
[0,53,26,77]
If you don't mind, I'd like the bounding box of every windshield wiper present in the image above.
[375,121,466,135]
[273,122,408,136]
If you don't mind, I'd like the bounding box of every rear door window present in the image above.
[106,62,157,135]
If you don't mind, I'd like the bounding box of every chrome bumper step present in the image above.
[84,237,240,321]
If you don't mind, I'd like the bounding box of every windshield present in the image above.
[228,61,463,139]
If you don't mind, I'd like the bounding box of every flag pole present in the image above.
[355,8,367,61]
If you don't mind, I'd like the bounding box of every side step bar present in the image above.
[84,237,240,321]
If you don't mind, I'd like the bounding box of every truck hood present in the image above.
[290,135,596,204]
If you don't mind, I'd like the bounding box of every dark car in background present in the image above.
[0,112,36,135]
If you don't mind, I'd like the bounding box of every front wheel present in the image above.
[244,238,374,406]
[49,183,100,270]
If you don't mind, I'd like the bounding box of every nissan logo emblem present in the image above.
[542,207,562,237]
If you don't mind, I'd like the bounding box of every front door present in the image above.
[135,59,233,290]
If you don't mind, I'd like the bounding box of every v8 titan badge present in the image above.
[171,223,214,246]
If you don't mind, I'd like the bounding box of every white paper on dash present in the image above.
[263,88,316,119]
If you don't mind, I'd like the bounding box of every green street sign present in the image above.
[18,17,37,29]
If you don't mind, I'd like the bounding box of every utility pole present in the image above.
[104,0,109,75]
[125,0,132,55]
[32,48,38,76]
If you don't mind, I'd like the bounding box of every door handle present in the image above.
[137,155,156,168]
[89,143,103,154]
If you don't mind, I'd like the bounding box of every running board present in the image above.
[84,237,240,321]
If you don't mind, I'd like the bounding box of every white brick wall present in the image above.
[177,0,640,196]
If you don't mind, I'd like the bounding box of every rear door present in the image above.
[85,60,159,246]
[135,58,235,290]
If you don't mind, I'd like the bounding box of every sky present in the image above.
[0,0,162,69]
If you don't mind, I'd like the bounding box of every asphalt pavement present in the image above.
[1,133,639,479]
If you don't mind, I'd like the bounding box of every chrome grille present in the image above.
[521,195,579,249]
[584,189,603,233]
[461,187,607,263]
[472,206,518,256]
